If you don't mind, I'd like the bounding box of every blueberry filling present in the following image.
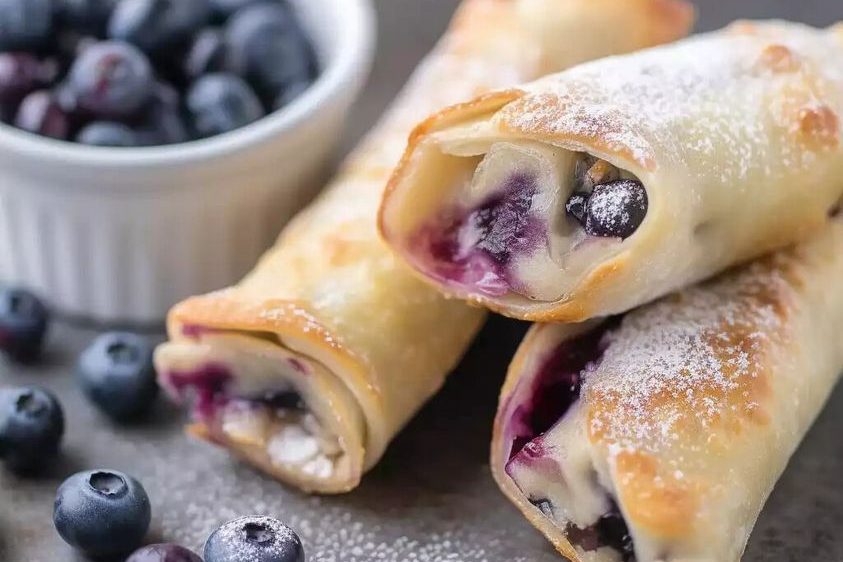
[164,362,342,477]
[566,156,648,240]
[507,321,616,460]
[418,172,543,296]
[504,320,636,559]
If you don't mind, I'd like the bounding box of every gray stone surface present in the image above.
[2,1,843,561]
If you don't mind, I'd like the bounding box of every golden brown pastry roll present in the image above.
[154,0,693,494]
[491,218,843,561]
[381,20,843,322]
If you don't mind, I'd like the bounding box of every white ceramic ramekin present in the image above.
[0,0,375,324]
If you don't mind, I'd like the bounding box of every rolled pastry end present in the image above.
[491,321,637,562]
[381,110,653,322]
[155,328,368,494]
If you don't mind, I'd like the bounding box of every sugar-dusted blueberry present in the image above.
[0,386,64,472]
[58,0,118,36]
[204,516,305,562]
[186,72,263,138]
[127,543,204,562]
[137,80,188,145]
[0,287,50,362]
[0,53,50,107]
[14,90,72,140]
[225,3,315,99]
[184,27,226,81]
[78,332,158,421]
[54,469,151,557]
[67,40,154,118]
[584,179,648,239]
[0,0,55,51]
[564,191,589,225]
[109,0,211,54]
[77,121,140,146]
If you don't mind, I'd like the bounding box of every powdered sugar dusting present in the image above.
[584,255,793,457]
[501,21,843,185]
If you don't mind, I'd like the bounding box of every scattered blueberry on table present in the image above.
[205,516,305,562]
[127,543,204,562]
[0,287,50,362]
[77,331,159,422]
[0,0,318,145]
[54,469,152,557]
[0,386,64,472]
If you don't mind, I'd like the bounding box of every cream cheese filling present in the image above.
[155,332,366,490]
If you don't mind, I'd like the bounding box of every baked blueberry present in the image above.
[0,0,55,51]
[67,40,154,118]
[0,53,50,107]
[225,3,315,99]
[54,469,151,557]
[0,386,64,472]
[58,0,118,36]
[186,72,263,138]
[184,28,226,81]
[14,90,72,140]
[108,0,211,54]
[78,332,158,421]
[137,81,188,144]
[127,543,204,562]
[0,287,50,362]
[77,120,140,146]
[583,179,647,239]
[204,516,305,562]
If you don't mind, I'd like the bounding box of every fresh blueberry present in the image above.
[77,332,158,421]
[14,90,72,140]
[77,121,140,146]
[564,192,588,225]
[582,179,648,239]
[58,0,118,36]
[225,3,315,99]
[0,53,50,107]
[67,40,154,118]
[272,78,310,112]
[127,543,204,562]
[109,0,211,54]
[204,516,304,562]
[137,80,188,145]
[184,27,226,81]
[0,287,50,362]
[0,386,64,472]
[186,72,263,138]
[54,469,151,557]
[0,0,54,51]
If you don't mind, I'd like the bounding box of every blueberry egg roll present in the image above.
[154,0,694,494]
[381,20,843,322]
[491,218,843,561]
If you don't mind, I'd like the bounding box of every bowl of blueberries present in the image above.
[0,0,375,323]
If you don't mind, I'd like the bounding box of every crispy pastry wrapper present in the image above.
[491,218,843,561]
[154,0,693,494]
[381,20,843,322]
